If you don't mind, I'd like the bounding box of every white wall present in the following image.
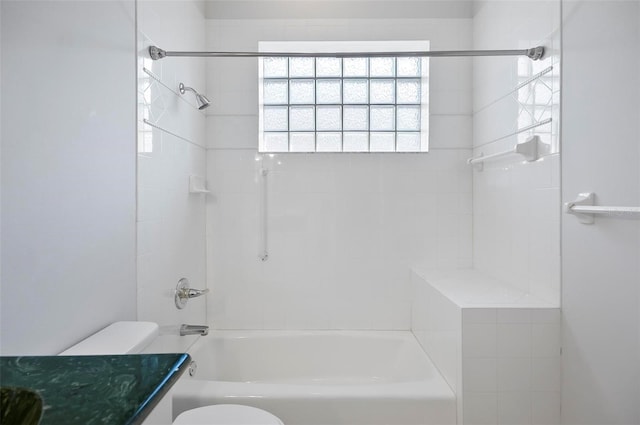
[204,0,474,20]
[561,1,640,423]
[205,14,473,329]
[0,0,3,307]
[137,0,208,326]
[0,0,137,354]
[472,1,561,306]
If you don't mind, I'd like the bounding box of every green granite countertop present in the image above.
[0,353,190,425]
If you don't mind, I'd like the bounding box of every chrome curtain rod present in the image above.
[149,45,545,61]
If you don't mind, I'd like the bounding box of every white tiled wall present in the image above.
[136,0,208,326]
[205,16,473,330]
[462,308,561,425]
[411,270,462,407]
[472,1,561,306]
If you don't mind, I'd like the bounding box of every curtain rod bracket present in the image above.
[149,45,166,60]
[527,46,545,60]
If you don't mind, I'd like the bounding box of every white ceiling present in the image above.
[203,0,474,20]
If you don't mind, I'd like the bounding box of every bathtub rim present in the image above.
[178,329,455,400]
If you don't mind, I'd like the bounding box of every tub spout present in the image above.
[180,324,209,336]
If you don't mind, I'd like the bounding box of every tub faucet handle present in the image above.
[175,278,209,309]
[186,288,210,298]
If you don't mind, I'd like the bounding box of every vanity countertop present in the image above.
[0,353,190,425]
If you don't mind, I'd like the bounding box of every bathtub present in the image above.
[171,331,456,425]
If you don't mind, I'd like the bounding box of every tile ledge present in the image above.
[411,267,558,309]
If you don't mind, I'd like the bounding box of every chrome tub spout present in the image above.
[180,324,209,336]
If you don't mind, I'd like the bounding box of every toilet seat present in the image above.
[173,404,284,425]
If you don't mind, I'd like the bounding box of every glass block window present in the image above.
[259,41,430,153]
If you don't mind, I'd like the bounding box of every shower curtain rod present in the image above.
[148,45,545,61]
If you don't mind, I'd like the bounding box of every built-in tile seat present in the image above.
[411,268,561,425]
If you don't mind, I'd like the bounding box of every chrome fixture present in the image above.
[180,324,209,336]
[179,82,211,110]
[175,278,210,309]
[188,361,198,377]
[150,45,545,61]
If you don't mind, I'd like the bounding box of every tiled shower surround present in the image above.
[135,1,563,424]
[207,150,472,329]
[205,17,474,330]
[137,0,208,326]
[472,0,561,307]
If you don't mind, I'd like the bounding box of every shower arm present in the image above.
[150,45,545,61]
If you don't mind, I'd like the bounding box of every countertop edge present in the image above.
[127,353,191,425]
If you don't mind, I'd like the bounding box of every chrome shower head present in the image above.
[194,93,211,110]
[179,82,211,110]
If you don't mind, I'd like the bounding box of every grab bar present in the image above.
[468,135,540,171]
[259,168,269,262]
[564,192,640,224]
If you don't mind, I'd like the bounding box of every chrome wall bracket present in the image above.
[174,278,210,309]
[149,45,166,60]
[527,46,545,61]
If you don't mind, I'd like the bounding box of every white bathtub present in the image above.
[171,331,456,425]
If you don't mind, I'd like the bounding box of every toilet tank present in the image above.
[59,321,159,355]
[58,321,179,425]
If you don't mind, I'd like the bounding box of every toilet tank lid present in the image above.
[59,321,159,355]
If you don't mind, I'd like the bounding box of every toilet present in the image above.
[61,321,284,425]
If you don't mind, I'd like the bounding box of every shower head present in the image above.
[179,82,211,110]
[194,93,211,110]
